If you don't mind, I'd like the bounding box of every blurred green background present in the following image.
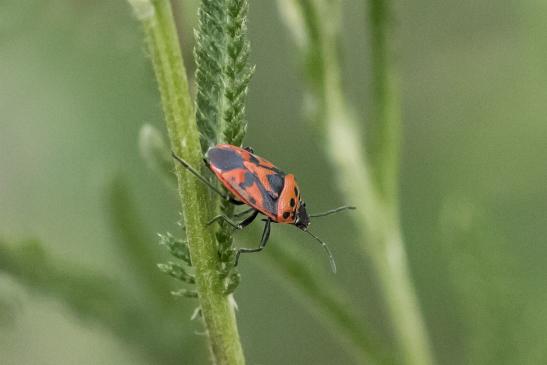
[1,0,546,364]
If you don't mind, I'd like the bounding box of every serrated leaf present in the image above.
[158,232,192,265]
[171,288,198,298]
[224,271,241,295]
[157,262,195,284]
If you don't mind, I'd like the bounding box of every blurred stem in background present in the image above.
[278,0,434,364]
[367,0,400,204]
[0,236,191,364]
[127,1,245,364]
[265,237,390,364]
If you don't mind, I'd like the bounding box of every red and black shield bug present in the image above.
[172,144,355,273]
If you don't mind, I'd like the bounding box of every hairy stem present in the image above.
[128,1,245,364]
[278,1,434,364]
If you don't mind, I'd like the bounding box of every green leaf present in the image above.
[158,232,192,265]
[158,262,196,284]
[171,288,199,298]
[194,0,254,152]
[223,270,240,295]
[194,0,227,153]
[222,0,254,147]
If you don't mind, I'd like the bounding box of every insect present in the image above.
[172,144,355,273]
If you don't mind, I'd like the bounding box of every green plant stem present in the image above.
[367,0,401,204]
[365,2,433,364]
[323,22,434,365]
[279,1,434,364]
[128,1,245,364]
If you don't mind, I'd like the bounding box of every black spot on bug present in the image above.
[207,147,245,171]
[252,180,277,216]
[239,172,255,189]
[267,174,284,196]
[236,172,277,216]
[294,187,299,196]
[283,212,290,219]
[290,198,295,207]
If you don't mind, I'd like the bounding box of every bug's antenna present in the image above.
[305,230,337,273]
[171,152,227,198]
[309,205,356,218]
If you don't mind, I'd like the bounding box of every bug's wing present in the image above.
[207,145,283,220]
[207,146,247,171]
[219,168,279,220]
[240,157,283,196]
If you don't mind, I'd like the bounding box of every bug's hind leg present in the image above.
[228,197,245,205]
[172,152,228,199]
[235,218,271,266]
[233,207,256,218]
[207,209,259,230]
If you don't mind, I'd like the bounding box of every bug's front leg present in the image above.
[235,218,271,266]
[207,209,259,230]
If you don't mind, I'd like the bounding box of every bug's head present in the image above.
[295,201,310,230]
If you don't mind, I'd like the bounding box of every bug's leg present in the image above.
[233,207,256,218]
[207,215,241,229]
[171,152,229,199]
[208,209,259,229]
[208,198,247,228]
[237,209,260,228]
[229,197,245,205]
[235,218,271,266]
[243,146,254,153]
